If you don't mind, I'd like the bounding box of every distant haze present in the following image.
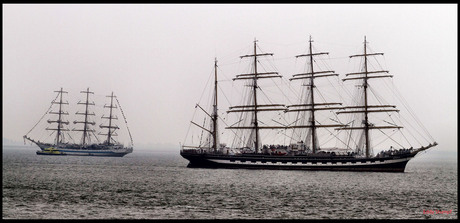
[2,4,457,155]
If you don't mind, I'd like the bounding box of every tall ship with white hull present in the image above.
[180,37,437,172]
[24,88,133,157]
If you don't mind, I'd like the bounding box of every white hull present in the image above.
[34,142,133,157]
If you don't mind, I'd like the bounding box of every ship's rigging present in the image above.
[24,88,133,149]
[73,88,97,146]
[182,37,436,158]
[286,36,347,154]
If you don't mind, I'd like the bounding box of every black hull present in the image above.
[180,153,415,172]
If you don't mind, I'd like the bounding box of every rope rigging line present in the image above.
[197,69,214,105]
[66,132,76,144]
[24,93,60,137]
[91,130,100,143]
[376,77,432,144]
[115,97,134,147]
[393,84,435,142]
[182,103,199,146]
[257,60,298,106]
[316,119,350,150]
[375,129,407,149]
[380,79,431,145]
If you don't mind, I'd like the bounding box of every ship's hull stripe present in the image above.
[208,157,410,167]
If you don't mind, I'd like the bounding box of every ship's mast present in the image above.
[226,39,285,153]
[287,36,345,153]
[100,92,119,145]
[107,93,114,144]
[338,36,402,158]
[73,87,96,145]
[212,58,219,153]
[46,87,70,145]
[252,40,260,153]
[362,37,370,157]
[307,36,318,153]
[188,59,221,153]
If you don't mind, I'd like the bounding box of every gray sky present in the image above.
[3,4,457,154]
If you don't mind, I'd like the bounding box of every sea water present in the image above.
[2,145,457,219]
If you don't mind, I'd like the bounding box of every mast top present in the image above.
[106,92,116,98]
[54,87,68,94]
[80,87,94,94]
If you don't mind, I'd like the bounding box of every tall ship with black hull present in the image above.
[180,37,437,172]
[24,88,134,157]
